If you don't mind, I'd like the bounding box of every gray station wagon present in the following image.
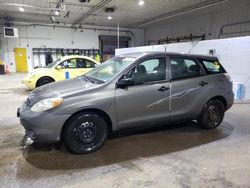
[17,52,234,154]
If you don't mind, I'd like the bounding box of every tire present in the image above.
[63,112,108,154]
[198,99,225,129]
[36,77,54,87]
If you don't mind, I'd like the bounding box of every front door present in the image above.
[55,58,98,80]
[169,56,210,121]
[115,56,170,129]
[14,48,27,72]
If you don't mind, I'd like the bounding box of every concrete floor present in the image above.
[0,73,250,188]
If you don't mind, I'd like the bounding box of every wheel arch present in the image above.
[208,95,227,110]
[60,108,113,142]
[36,76,55,87]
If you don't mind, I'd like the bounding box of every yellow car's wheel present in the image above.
[36,77,55,88]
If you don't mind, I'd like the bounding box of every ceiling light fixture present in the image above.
[138,0,144,6]
[108,16,112,20]
[19,7,24,12]
[54,10,60,16]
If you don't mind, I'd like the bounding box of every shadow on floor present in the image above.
[22,121,233,171]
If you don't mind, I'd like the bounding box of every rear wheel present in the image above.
[36,77,54,87]
[63,112,108,154]
[198,99,225,129]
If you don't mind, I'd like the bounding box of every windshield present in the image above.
[86,56,137,82]
[46,59,61,68]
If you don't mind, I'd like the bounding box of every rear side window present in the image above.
[200,59,226,74]
[86,60,97,68]
[170,57,201,80]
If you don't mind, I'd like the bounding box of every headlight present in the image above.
[31,98,63,112]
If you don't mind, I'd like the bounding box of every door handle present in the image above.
[199,81,208,86]
[158,86,169,92]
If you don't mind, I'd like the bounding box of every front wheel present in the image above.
[36,77,54,87]
[198,99,225,129]
[63,112,108,154]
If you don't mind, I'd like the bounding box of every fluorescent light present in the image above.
[19,7,24,12]
[138,0,144,6]
[54,10,60,16]
[108,16,112,20]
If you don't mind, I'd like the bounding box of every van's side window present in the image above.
[170,57,201,80]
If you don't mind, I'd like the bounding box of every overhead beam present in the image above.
[0,20,135,36]
[0,2,52,10]
[49,2,94,8]
[135,0,229,27]
[72,0,112,27]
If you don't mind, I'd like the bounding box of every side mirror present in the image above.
[116,78,134,88]
[56,65,62,70]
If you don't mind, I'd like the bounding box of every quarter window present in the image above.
[170,57,201,80]
[201,60,226,74]
[126,58,167,85]
[85,60,97,68]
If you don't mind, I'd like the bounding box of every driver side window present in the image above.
[125,57,167,85]
[59,58,77,69]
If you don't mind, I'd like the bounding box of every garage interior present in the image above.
[1,0,250,187]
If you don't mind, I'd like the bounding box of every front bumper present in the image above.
[22,77,36,90]
[20,133,34,149]
[17,104,71,144]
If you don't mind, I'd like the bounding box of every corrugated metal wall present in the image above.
[145,0,250,42]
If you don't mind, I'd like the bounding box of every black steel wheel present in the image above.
[36,77,54,87]
[63,112,108,154]
[198,99,225,129]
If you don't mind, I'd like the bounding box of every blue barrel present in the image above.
[233,83,244,100]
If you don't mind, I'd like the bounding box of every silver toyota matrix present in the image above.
[17,52,234,154]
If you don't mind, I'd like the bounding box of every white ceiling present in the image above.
[0,0,231,28]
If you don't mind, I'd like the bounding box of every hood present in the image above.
[31,67,50,73]
[28,77,99,105]
[26,68,51,78]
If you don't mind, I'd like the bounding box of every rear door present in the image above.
[115,56,171,129]
[169,56,210,121]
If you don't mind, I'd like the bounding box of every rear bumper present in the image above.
[18,106,70,144]
[225,90,234,110]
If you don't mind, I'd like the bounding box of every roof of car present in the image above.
[59,55,99,63]
[119,51,218,61]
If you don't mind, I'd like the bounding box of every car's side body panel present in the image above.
[52,83,119,130]
[115,81,171,129]
[18,52,234,145]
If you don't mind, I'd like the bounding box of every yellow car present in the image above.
[22,55,100,90]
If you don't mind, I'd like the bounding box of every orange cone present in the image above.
[5,65,10,74]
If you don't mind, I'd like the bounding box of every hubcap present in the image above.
[207,106,220,123]
[74,122,97,144]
